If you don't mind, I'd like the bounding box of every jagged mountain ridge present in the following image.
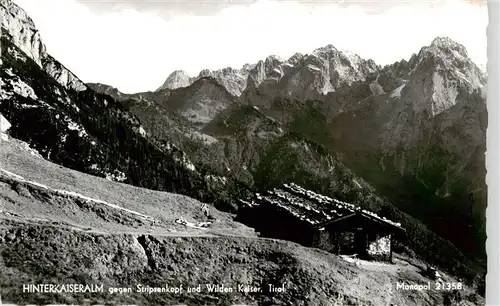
[242,47,379,103]
[156,45,378,101]
[98,44,382,151]
[157,64,255,97]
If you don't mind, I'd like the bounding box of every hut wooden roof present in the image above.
[240,183,403,231]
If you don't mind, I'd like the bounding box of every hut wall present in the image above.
[314,230,390,257]
[367,234,391,257]
[311,230,335,252]
[243,204,316,247]
[312,230,360,254]
[337,231,356,254]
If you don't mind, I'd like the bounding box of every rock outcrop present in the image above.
[0,0,86,91]
[156,65,253,97]
[156,69,192,91]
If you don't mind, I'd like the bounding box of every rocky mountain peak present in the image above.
[241,63,256,72]
[240,44,381,102]
[313,44,339,54]
[155,45,380,101]
[220,67,239,75]
[196,68,248,97]
[287,53,304,65]
[157,70,192,91]
[430,36,469,57]
[404,36,486,116]
[305,45,378,92]
[264,55,284,66]
[412,37,482,76]
[198,69,212,78]
[0,0,44,66]
[156,66,250,96]
[375,36,487,159]
[1,0,86,92]
[168,76,237,124]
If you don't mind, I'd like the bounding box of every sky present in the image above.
[12,0,488,94]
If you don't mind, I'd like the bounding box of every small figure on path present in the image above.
[201,203,210,218]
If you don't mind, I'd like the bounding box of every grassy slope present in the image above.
[0,138,483,306]
[0,136,254,237]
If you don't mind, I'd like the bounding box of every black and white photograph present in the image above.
[0,0,493,305]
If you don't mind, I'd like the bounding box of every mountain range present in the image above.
[1,0,487,302]
[89,35,487,289]
[90,35,487,259]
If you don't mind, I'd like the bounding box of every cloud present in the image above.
[76,0,487,16]
[13,0,487,93]
[76,0,240,18]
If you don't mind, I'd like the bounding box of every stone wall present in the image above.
[367,234,391,256]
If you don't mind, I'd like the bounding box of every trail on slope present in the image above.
[0,168,156,221]
[0,167,260,239]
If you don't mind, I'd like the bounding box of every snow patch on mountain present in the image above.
[307,64,321,72]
